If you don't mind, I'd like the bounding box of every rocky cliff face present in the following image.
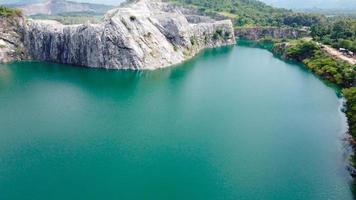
[0,16,29,63]
[23,0,235,70]
[235,27,308,40]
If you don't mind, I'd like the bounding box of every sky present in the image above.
[1,0,356,9]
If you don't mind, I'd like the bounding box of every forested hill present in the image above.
[169,0,322,27]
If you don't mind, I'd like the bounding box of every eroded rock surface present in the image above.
[0,16,29,63]
[235,27,308,40]
[23,0,235,70]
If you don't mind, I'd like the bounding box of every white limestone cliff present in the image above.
[3,0,236,70]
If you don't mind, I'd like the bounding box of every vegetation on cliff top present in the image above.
[169,0,322,27]
[272,40,355,87]
[0,6,22,17]
[343,87,356,138]
[311,18,356,52]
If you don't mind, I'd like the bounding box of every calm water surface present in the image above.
[0,45,353,200]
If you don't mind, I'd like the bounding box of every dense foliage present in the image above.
[311,18,356,51]
[343,87,356,138]
[284,40,319,61]
[273,40,355,87]
[169,0,322,27]
[304,50,355,87]
[0,6,22,17]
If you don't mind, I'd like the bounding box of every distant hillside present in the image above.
[260,0,356,10]
[300,8,356,18]
[0,0,123,5]
[6,0,114,16]
[0,0,42,5]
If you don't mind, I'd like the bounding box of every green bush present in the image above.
[285,40,319,61]
[273,40,355,87]
[303,50,355,87]
[224,31,231,40]
[343,87,356,138]
[0,6,22,17]
[311,18,356,51]
[212,31,220,40]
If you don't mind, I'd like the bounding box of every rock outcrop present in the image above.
[235,27,309,40]
[0,16,29,63]
[22,0,235,70]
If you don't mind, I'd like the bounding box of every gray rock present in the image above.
[235,27,309,40]
[23,0,235,70]
[0,16,29,63]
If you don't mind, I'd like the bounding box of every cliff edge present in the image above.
[0,15,29,63]
[21,0,235,70]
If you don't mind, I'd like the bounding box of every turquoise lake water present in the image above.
[0,44,353,199]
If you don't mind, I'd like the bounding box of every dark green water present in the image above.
[0,45,353,200]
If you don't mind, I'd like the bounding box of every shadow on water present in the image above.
[0,45,235,96]
[351,178,356,200]
[168,45,234,80]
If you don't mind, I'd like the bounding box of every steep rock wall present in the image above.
[235,27,308,40]
[0,16,29,63]
[23,0,235,70]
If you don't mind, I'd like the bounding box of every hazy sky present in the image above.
[1,0,356,9]
[0,0,125,6]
